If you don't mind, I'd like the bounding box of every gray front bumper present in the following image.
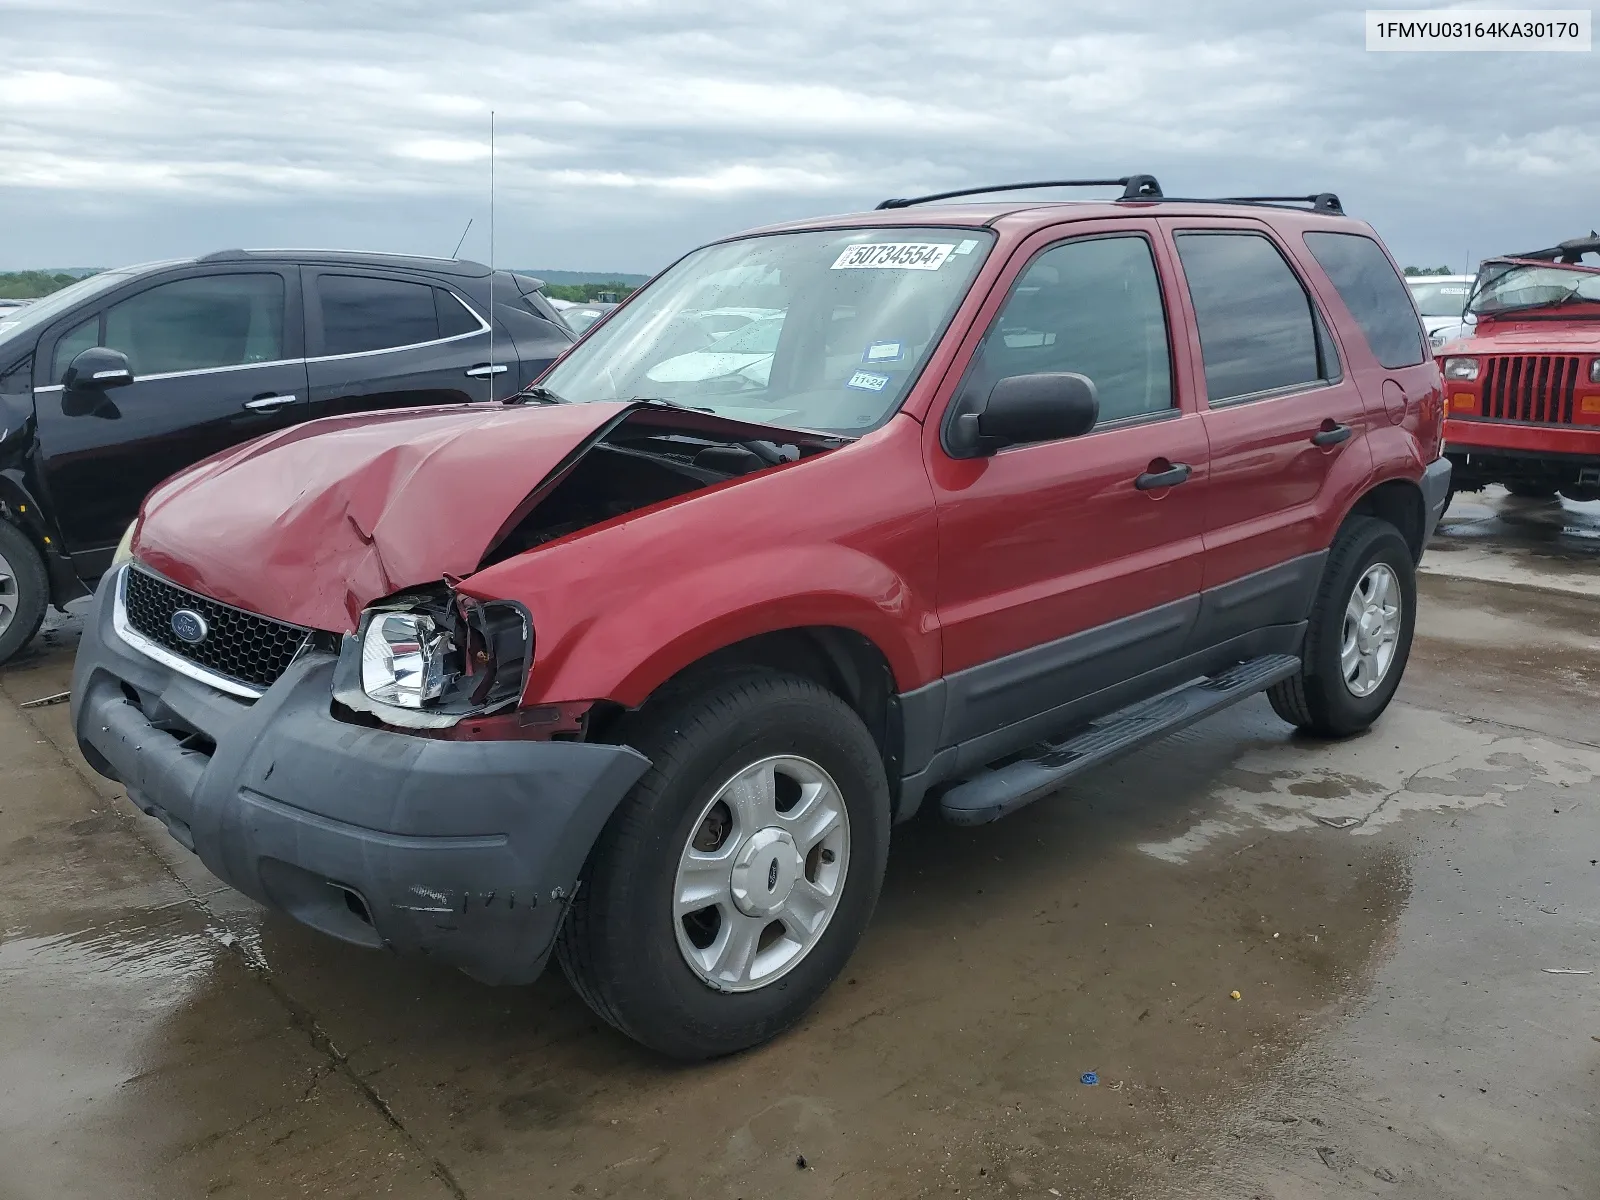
[70,570,649,984]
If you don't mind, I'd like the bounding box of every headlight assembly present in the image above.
[361,612,451,709]
[334,589,533,729]
[1442,356,1479,382]
[1590,358,1600,384]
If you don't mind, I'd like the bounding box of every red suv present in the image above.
[1437,235,1600,500]
[70,177,1449,1058]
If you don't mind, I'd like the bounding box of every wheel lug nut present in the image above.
[820,848,835,863]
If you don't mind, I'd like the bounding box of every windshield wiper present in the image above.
[503,385,566,406]
[629,396,718,414]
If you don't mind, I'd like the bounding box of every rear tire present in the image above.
[0,522,49,666]
[557,672,890,1059]
[1268,517,1415,738]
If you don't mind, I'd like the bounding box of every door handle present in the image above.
[1134,461,1192,490]
[243,394,296,412]
[1311,422,1353,447]
[466,363,510,378]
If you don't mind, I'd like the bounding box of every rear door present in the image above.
[32,268,307,569]
[1160,219,1373,645]
[927,220,1209,751]
[303,268,515,417]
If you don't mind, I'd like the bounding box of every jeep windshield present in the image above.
[1468,261,1600,318]
[537,227,995,435]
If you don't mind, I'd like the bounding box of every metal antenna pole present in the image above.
[487,110,495,400]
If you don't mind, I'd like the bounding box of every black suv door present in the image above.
[32,267,308,573]
[303,268,519,416]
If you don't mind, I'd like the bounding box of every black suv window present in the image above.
[102,274,285,376]
[52,315,101,381]
[1303,232,1426,369]
[317,275,447,355]
[968,235,1173,425]
[435,288,480,338]
[1175,232,1330,404]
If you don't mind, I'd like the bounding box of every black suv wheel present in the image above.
[1268,517,1416,738]
[0,522,49,665]
[557,672,890,1059]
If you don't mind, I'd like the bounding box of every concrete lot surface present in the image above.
[2,488,1598,1200]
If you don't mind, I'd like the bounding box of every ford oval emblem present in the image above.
[170,609,209,645]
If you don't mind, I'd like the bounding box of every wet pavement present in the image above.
[2,490,1597,1199]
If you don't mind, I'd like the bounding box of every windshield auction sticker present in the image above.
[831,243,956,270]
[1367,9,1591,50]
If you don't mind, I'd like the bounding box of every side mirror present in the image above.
[62,347,134,391]
[950,372,1099,457]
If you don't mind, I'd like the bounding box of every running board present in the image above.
[939,654,1302,826]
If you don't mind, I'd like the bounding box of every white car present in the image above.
[1407,274,1475,349]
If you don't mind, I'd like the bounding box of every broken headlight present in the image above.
[362,612,450,709]
[334,590,533,729]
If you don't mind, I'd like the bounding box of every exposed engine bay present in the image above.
[483,417,836,566]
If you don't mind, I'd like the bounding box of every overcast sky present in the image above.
[2,0,1596,274]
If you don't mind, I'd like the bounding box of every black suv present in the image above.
[0,250,573,662]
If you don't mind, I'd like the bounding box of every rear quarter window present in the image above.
[1303,232,1427,369]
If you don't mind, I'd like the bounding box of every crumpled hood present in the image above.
[135,402,634,632]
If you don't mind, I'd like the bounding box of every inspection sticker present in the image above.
[953,239,980,255]
[846,370,891,392]
[831,242,955,271]
[863,341,904,363]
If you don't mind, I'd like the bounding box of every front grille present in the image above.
[1480,355,1582,424]
[123,567,311,692]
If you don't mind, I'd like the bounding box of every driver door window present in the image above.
[966,235,1174,427]
[105,274,285,376]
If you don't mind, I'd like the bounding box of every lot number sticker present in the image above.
[832,243,955,271]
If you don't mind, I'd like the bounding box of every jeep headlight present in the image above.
[1443,356,1479,382]
[1590,358,1600,384]
[361,612,451,709]
[111,521,137,569]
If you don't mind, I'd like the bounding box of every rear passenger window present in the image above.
[317,275,440,355]
[1175,232,1326,404]
[435,288,481,338]
[967,235,1173,426]
[1303,231,1427,368]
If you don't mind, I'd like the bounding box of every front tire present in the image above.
[557,672,890,1059]
[0,522,49,666]
[1268,517,1416,738]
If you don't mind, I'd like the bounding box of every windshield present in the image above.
[0,270,132,340]
[1408,280,1473,317]
[1469,262,1600,316]
[539,227,995,434]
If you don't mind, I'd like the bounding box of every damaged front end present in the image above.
[332,587,533,730]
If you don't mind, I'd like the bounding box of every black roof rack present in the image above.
[195,248,493,276]
[875,174,1163,210]
[1217,193,1344,215]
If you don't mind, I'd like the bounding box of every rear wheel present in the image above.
[0,522,49,666]
[1268,517,1416,738]
[557,672,890,1058]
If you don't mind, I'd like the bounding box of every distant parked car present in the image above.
[1406,274,1475,348]
[0,249,573,663]
[1438,235,1600,502]
[560,302,617,336]
[0,298,32,315]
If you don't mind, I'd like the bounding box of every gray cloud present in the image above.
[2,0,1595,272]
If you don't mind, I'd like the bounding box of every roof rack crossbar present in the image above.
[875,174,1162,210]
[1217,193,1343,214]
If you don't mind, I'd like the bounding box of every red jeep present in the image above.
[1438,235,1600,500]
[70,177,1448,1057]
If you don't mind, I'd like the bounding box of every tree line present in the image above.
[0,271,92,299]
